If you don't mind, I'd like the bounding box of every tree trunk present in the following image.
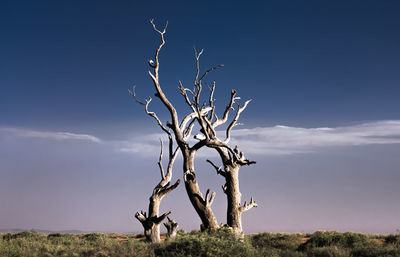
[183,149,219,230]
[164,217,179,238]
[225,166,243,237]
[208,147,257,238]
[135,193,173,243]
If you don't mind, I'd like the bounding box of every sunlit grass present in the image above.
[1,229,400,257]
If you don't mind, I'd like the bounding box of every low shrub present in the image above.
[351,245,400,257]
[305,246,350,257]
[2,231,43,241]
[155,227,256,257]
[299,231,370,250]
[386,234,400,245]
[251,232,303,250]
[81,232,107,242]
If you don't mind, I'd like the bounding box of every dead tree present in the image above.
[131,20,219,230]
[205,123,257,237]
[134,137,180,242]
[164,217,179,238]
[179,58,258,237]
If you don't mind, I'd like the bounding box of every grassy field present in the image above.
[1,229,400,257]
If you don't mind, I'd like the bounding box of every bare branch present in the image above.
[206,159,226,177]
[180,107,212,131]
[199,64,224,84]
[212,89,237,128]
[149,19,167,79]
[135,211,147,223]
[224,100,251,144]
[147,20,183,144]
[239,197,258,213]
[159,136,180,188]
[207,82,216,121]
[221,184,227,194]
[205,189,216,207]
[179,81,196,112]
[203,116,216,138]
[155,210,172,224]
[183,118,196,141]
[129,86,170,135]
[159,179,181,197]
[158,139,165,180]
[194,48,204,86]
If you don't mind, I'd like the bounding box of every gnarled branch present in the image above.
[147,20,183,143]
[239,197,258,213]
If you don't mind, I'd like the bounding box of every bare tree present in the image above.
[134,136,180,242]
[205,92,258,237]
[133,20,257,235]
[180,62,258,237]
[131,20,219,230]
[205,126,257,237]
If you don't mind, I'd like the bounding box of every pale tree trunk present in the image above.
[225,166,243,236]
[224,165,257,237]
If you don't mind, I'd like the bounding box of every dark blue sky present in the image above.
[1,0,400,129]
[1,1,400,233]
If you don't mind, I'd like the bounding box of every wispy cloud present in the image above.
[229,120,400,155]
[118,120,400,156]
[0,127,102,143]
[2,120,399,156]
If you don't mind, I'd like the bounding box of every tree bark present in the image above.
[183,149,219,230]
[225,166,243,236]
[208,146,257,238]
[135,179,179,242]
[164,217,179,238]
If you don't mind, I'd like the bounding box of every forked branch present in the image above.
[147,20,182,143]
[205,189,216,207]
[129,86,170,135]
[239,197,258,213]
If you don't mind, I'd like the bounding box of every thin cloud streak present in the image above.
[230,120,400,155]
[0,127,102,143]
[119,120,400,156]
[2,120,399,156]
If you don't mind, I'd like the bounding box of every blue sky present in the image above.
[0,0,399,233]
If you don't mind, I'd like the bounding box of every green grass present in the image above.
[1,230,400,257]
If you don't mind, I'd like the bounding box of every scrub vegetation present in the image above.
[1,229,400,257]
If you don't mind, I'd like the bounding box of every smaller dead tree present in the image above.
[164,217,179,238]
[203,89,257,237]
[134,137,180,243]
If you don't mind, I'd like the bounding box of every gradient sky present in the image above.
[1,0,400,234]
